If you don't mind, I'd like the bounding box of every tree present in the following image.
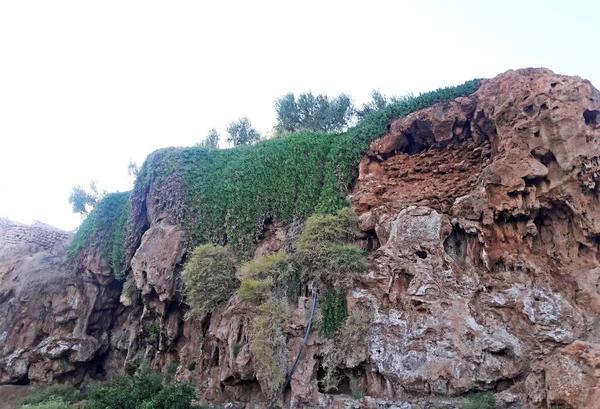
[226,117,260,146]
[274,92,354,134]
[68,180,103,217]
[197,128,220,149]
[127,160,139,178]
[356,89,389,119]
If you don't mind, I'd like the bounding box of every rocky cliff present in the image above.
[1,68,599,409]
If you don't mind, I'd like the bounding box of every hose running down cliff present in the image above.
[268,290,318,409]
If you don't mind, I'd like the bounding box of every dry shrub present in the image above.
[238,278,274,304]
[182,244,238,320]
[239,251,299,300]
[250,297,290,398]
[321,307,372,391]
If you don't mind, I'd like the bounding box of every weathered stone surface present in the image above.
[0,221,118,385]
[1,68,599,409]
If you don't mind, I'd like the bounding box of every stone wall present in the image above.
[0,218,72,250]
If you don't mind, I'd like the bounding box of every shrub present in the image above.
[296,208,367,333]
[87,364,195,409]
[122,274,139,304]
[463,392,495,409]
[21,384,81,405]
[250,297,290,398]
[297,208,367,292]
[238,278,274,304]
[145,323,160,345]
[20,400,72,409]
[239,251,299,300]
[146,383,195,409]
[297,207,361,256]
[182,244,239,320]
[321,307,372,391]
[240,251,292,279]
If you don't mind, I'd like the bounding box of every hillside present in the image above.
[1,68,600,409]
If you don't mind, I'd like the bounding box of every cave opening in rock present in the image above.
[584,109,599,126]
[444,225,468,266]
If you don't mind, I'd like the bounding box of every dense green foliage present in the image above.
[67,191,130,277]
[181,244,239,320]
[21,384,81,406]
[463,392,495,409]
[87,364,195,409]
[275,92,354,134]
[321,292,348,335]
[133,79,479,257]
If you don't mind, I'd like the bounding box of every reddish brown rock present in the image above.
[2,68,600,409]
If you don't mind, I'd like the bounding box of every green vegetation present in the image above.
[296,208,368,333]
[21,384,81,407]
[226,117,260,146]
[321,292,348,335]
[238,251,298,302]
[67,191,130,278]
[275,92,354,134]
[132,79,479,257]
[249,297,290,399]
[121,274,139,304]
[321,307,372,391]
[21,401,72,409]
[146,323,160,345]
[68,181,103,217]
[87,364,195,409]
[181,244,239,320]
[197,128,220,149]
[463,392,495,409]
[238,278,274,305]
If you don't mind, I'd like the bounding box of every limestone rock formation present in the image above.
[0,219,119,386]
[1,68,599,409]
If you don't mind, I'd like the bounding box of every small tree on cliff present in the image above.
[68,180,104,217]
[197,128,220,149]
[226,117,260,146]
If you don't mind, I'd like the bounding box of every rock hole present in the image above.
[523,104,535,116]
[551,82,557,88]
[415,250,428,259]
[540,103,549,111]
[584,110,599,126]
[534,130,541,138]
[444,225,468,266]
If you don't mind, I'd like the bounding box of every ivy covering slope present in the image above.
[134,79,481,255]
[69,79,481,265]
[68,191,130,277]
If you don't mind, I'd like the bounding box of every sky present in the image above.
[1,0,598,231]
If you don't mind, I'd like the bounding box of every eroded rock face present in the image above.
[0,219,119,385]
[1,68,599,409]
[348,68,600,408]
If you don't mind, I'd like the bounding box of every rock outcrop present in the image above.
[0,219,120,386]
[1,68,599,409]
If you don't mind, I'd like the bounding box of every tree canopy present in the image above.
[226,118,260,146]
[68,181,103,216]
[275,92,354,134]
[197,128,220,149]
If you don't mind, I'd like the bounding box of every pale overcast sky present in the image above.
[1,0,598,230]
